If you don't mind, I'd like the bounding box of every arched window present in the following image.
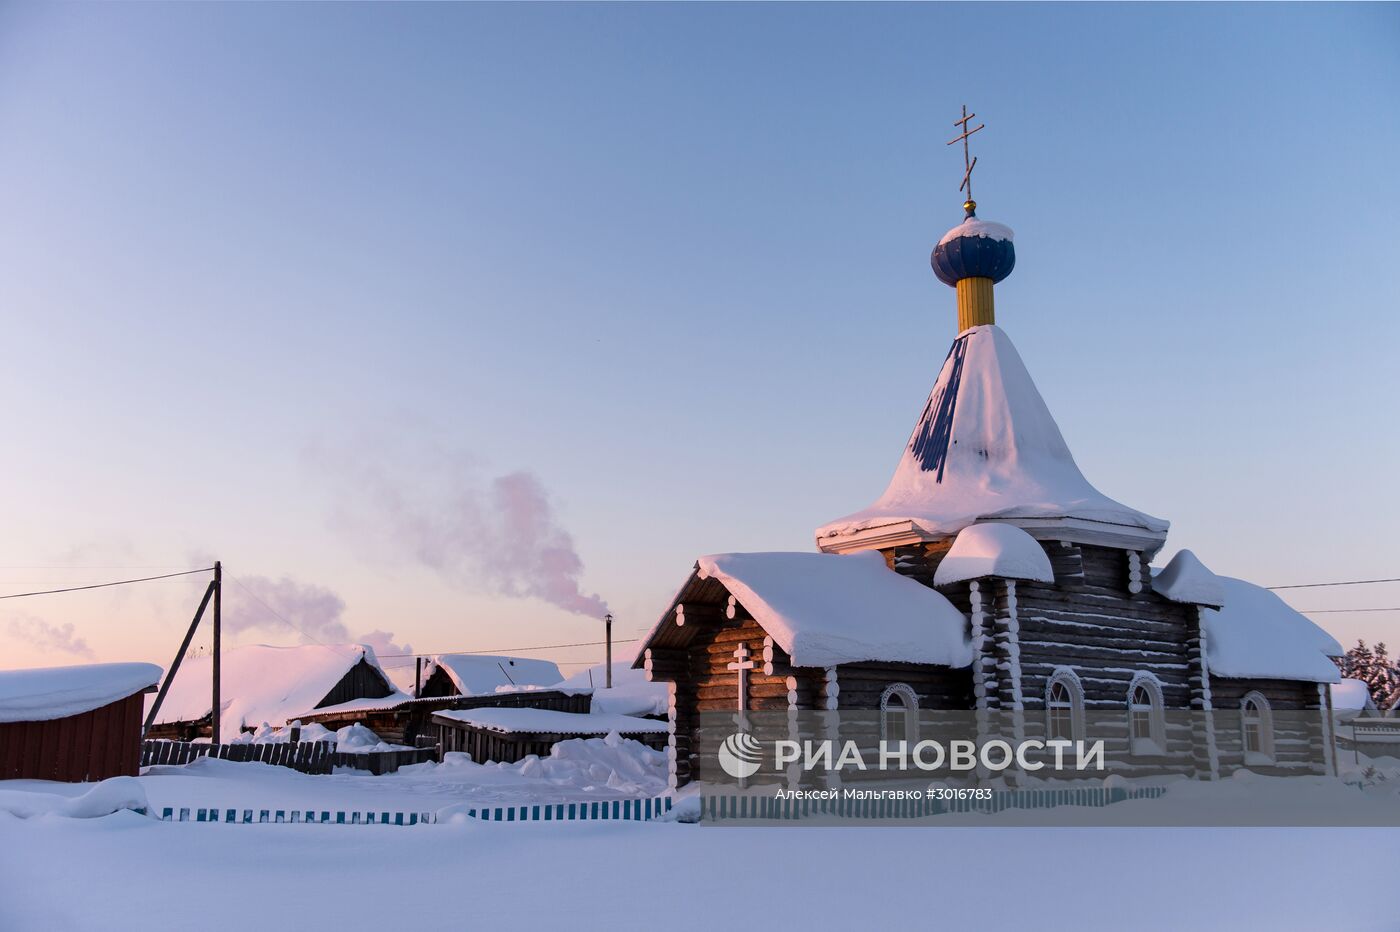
[880,683,919,745]
[1241,691,1275,763]
[1046,669,1084,742]
[1127,673,1166,755]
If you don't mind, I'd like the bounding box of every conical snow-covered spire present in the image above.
[815,325,1168,554]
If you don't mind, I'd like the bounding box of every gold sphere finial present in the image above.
[963,199,977,217]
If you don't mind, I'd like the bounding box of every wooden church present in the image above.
[635,114,1342,787]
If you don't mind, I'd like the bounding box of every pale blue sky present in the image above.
[0,3,1396,672]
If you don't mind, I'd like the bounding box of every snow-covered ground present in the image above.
[2,811,1397,930]
[4,744,1400,930]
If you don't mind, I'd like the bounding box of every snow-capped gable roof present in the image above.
[816,325,1168,552]
[692,551,972,669]
[149,644,394,733]
[426,654,564,697]
[0,662,161,724]
[1203,578,1343,683]
[1152,549,1227,608]
[933,522,1054,586]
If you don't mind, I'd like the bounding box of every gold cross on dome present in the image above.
[947,104,985,208]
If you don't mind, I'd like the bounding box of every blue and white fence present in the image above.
[703,785,1169,822]
[155,795,675,826]
[158,807,436,825]
[458,797,673,822]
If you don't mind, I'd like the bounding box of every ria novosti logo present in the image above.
[717,732,763,779]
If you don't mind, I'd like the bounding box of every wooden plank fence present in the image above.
[702,785,1168,822]
[141,740,334,775]
[332,747,438,775]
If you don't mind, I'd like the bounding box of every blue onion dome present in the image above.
[931,207,1015,287]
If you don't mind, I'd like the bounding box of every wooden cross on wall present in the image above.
[728,643,755,713]
[947,104,985,202]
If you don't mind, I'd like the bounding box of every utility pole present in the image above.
[212,561,222,745]
[604,612,613,689]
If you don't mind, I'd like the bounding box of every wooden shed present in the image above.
[0,662,162,782]
[432,707,667,764]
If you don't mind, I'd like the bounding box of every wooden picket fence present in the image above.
[702,785,1169,822]
[153,796,676,826]
[457,796,674,822]
[158,807,436,825]
[141,740,335,775]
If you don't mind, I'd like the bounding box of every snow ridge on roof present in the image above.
[817,325,1168,547]
[148,644,393,734]
[0,662,161,724]
[695,551,972,669]
[426,654,563,697]
[933,523,1054,586]
[1153,549,1227,608]
[1202,577,1342,683]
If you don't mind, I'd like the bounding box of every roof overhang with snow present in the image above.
[635,550,973,670]
[933,522,1055,587]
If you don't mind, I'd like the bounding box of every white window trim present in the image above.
[1126,671,1166,756]
[1045,667,1085,742]
[880,683,920,745]
[1240,690,1276,764]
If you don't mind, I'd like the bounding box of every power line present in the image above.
[1300,607,1400,614]
[226,573,352,656]
[1268,577,1400,591]
[0,567,213,601]
[377,638,639,660]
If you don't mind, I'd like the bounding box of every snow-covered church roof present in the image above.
[816,325,1168,553]
[638,550,973,669]
[1201,577,1342,684]
[933,522,1055,586]
[148,643,398,735]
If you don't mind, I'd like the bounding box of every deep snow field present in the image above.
[3,741,1400,931]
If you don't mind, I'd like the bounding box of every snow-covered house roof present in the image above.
[637,550,972,670]
[815,325,1168,555]
[1152,549,1227,608]
[0,662,161,724]
[556,662,667,717]
[1202,578,1343,683]
[433,707,669,736]
[933,522,1055,587]
[148,644,399,735]
[423,654,564,697]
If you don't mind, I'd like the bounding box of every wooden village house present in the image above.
[295,653,588,748]
[1,662,161,781]
[145,643,397,740]
[636,195,1343,788]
